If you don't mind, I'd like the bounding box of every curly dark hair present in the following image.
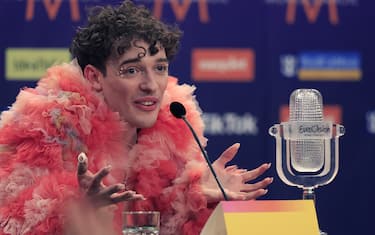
[70,0,182,74]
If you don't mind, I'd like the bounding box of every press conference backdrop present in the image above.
[0,0,374,234]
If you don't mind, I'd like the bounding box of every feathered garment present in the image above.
[0,62,215,235]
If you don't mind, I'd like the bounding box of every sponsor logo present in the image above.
[25,0,229,23]
[280,104,342,123]
[264,0,359,25]
[5,48,71,81]
[280,52,362,81]
[366,110,375,134]
[202,112,258,135]
[280,54,298,78]
[26,0,81,21]
[192,48,255,82]
[151,0,211,23]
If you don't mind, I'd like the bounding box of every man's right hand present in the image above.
[77,152,145,207]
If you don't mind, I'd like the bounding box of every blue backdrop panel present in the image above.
[1,1,374,234]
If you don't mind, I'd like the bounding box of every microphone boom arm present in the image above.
[181,116,229,201]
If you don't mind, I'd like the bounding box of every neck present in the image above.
[125,126,138,150]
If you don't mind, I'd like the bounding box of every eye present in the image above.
[119,66,140,78]
[155,64,168,74]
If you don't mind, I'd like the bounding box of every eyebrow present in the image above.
[119,57,169,66]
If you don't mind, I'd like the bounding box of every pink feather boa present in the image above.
[0,62,214,235]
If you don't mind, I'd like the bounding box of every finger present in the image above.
[241,163,271,182]
[235,169,248,174]
[225,165,238,172]
[110,191,145,204]
[77,152,88,176]
[240,177,273,192]
[227,188,268,201]
[88,165,111,194]
[243,188,268,200]
[225,165,247,174]
[99,184,125,196]
[214,143,240,167]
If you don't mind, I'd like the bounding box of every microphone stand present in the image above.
[303,187,327,235]
[181,115,228,201]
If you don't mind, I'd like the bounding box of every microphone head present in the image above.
[170,101,186,119]
[289,89,323,121]
[288,89,324,173]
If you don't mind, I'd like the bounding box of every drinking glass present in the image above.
[122,211,160,235]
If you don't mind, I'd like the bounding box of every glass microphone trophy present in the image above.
[269,89,345,235]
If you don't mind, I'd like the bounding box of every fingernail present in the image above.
[78,152,87,163]
[118,184,125,190]
[263,189,268,195]
[234,143,240,148]
[105,165,112,170]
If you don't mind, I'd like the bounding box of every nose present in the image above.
[139,70,158,93]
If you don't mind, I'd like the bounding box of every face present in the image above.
[86,40,169,129]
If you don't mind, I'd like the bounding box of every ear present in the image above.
[83,65,103,91]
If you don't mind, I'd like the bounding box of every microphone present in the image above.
[269,88,345,189]
[169,101,228,201]
[289,89,325,172]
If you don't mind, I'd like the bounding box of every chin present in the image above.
[139,122,155,128]
[134,118,158,129]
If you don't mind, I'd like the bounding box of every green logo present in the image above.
[5,48,71,81]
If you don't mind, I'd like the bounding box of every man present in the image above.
[0,1,272,234]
